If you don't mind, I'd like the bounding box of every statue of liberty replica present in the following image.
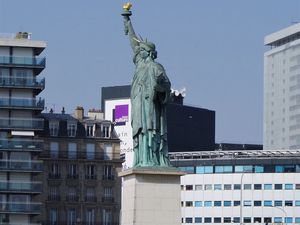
[122,3,171,168]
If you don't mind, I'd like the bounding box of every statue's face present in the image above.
[140,49,149,59]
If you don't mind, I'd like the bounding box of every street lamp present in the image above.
[266,205,287,225]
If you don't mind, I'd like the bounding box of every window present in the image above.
[214,217,221,223]
[296,184,300,189]
[285,200,293,206]
[204,184,212,190]
[264,184,272,190]
[224,217,231,223]
[86,144,95,160]
[243,217,251,223]
[274,201,282,206]
[103,165,113,180]
[254,184,262,190]
[223,166,233,173]
[48,186,59,200]
[275,184,282,190]
[204,218,212,223]
[295,200,300,206]
[233,201,240,206]
[49,208,57,225]
[185,218,193,223]
[86,187,96,202]
[254,201,261,206]
[86,124,95,137]
[49,121,59,136]
[185,201,193,207]
[67,164,78,179]
[254,218,261,223]
[67,187,78,201]
[86,165,96,179]
[196,166,204,174]
[244,184,251,190]
[50,142,59,158]
[234,184,241,190]
[49,163,60,178]
[214,201,221,207]
[104,187,113,199]
[101,124,110,138]
[68,143,77,159]
[264,201,272,206]
[104,143,113,160]
[195,201,202,207]
[224,201,231,207]
[233,217,240,223]
[274,217,282,223]
[67,208,76,225]
[181,166,194,173]
[214,184,222,190]
[195,217,202,223]
[285,184,293,190]
[295,218,300,223]
[244,201,251,206]
[204,166,213,173]
[86,208,95,225]
[185,185,193,191]
[102,209,112,225]
[195,185,202,190]
[285,217,293,224]
[215,166,224,173]
[254,165,264,173]
[224,184,231,190]
[204,201,212,207]
[67,122,77,137]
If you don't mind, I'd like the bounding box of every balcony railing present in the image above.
[102,175,115,181]
[0,181,42,193]
[0,202,42,214]
[0,56,46,67]
[85,175,97,180]
[66,195,79,202]
[66,174,79,179]
[48,173,61,179]
[85,196,97,202]
[0,138,43,151]
[47,195,61,201]
[0,98,44,110]
[0,160,43,172]
[40,150,121,160]
[0,117,44,130]
[102,197,114,203]
[0,76,45,89]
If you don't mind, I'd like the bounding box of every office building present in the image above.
[264,22,300,149]
[0,32,46,225]
[170,150,300,225]
[35,107,122,225]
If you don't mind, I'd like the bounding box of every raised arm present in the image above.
[123,16,140,52]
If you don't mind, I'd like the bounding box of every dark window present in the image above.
[214,218,221,223]
[224,217,231,223]
[254,201,262,206]
[234,184,241,190]
[195,217,202,223]
[185,201,193,207]
[204,218,212,223]
[214,201,221,207]
[285,200,293,206]
[254,218,261,223]
[274,201,282,206]
[185,185,193,191]
[233,201,240,206]
[243,217,251,223]
[254,184,262,190]
[275,184,282,190]
[233,217,240,223]
[185,218,193,223]
[264,218,272,223]
[85,165,96,179]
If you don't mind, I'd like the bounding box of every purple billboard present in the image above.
[113,104,129,126]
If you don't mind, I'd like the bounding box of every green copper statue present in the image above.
[122,3,171,167]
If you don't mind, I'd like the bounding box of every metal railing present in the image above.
[102,197,114,203]
[0,160,43,172]
[66,195,79,202]
[0,181,42,192]
[0,98,44,109]
[40,150,121,160]
[0,56,45,67]
[102,175,115,181]
[0,138,43,151]
[47,195,61,201]
[0,76,45,89]
[85,196,97,202]
[0,117,44,130]
[0,202,42,214]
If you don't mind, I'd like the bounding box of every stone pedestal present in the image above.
[119,167,185,225]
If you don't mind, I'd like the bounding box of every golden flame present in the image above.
[123,2,132,11]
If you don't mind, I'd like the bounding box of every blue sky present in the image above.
[0,0,299,144]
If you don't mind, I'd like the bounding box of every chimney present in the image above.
[74,106,84,120]
[61,107,65,114]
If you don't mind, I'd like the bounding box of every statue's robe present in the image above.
[131,55,171,167]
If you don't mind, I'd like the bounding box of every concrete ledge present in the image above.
[119,167,185,177]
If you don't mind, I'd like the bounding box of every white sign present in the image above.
[105,99,133,169]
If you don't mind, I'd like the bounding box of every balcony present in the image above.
[47,195,61,201]
[0,98,44,110]
[85,196,97,202]
[0,202,42,214]
[0,117,44,130]
[102,175,115,181]
[102,196,114,203]
[40,150,120,160]
[0,56,46,74]
[0,160,43,172]
[0,181,42,193]
[0,138,43,151]
[0,76,45,93]
[66,195,79,202]
[85,174,97,180]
